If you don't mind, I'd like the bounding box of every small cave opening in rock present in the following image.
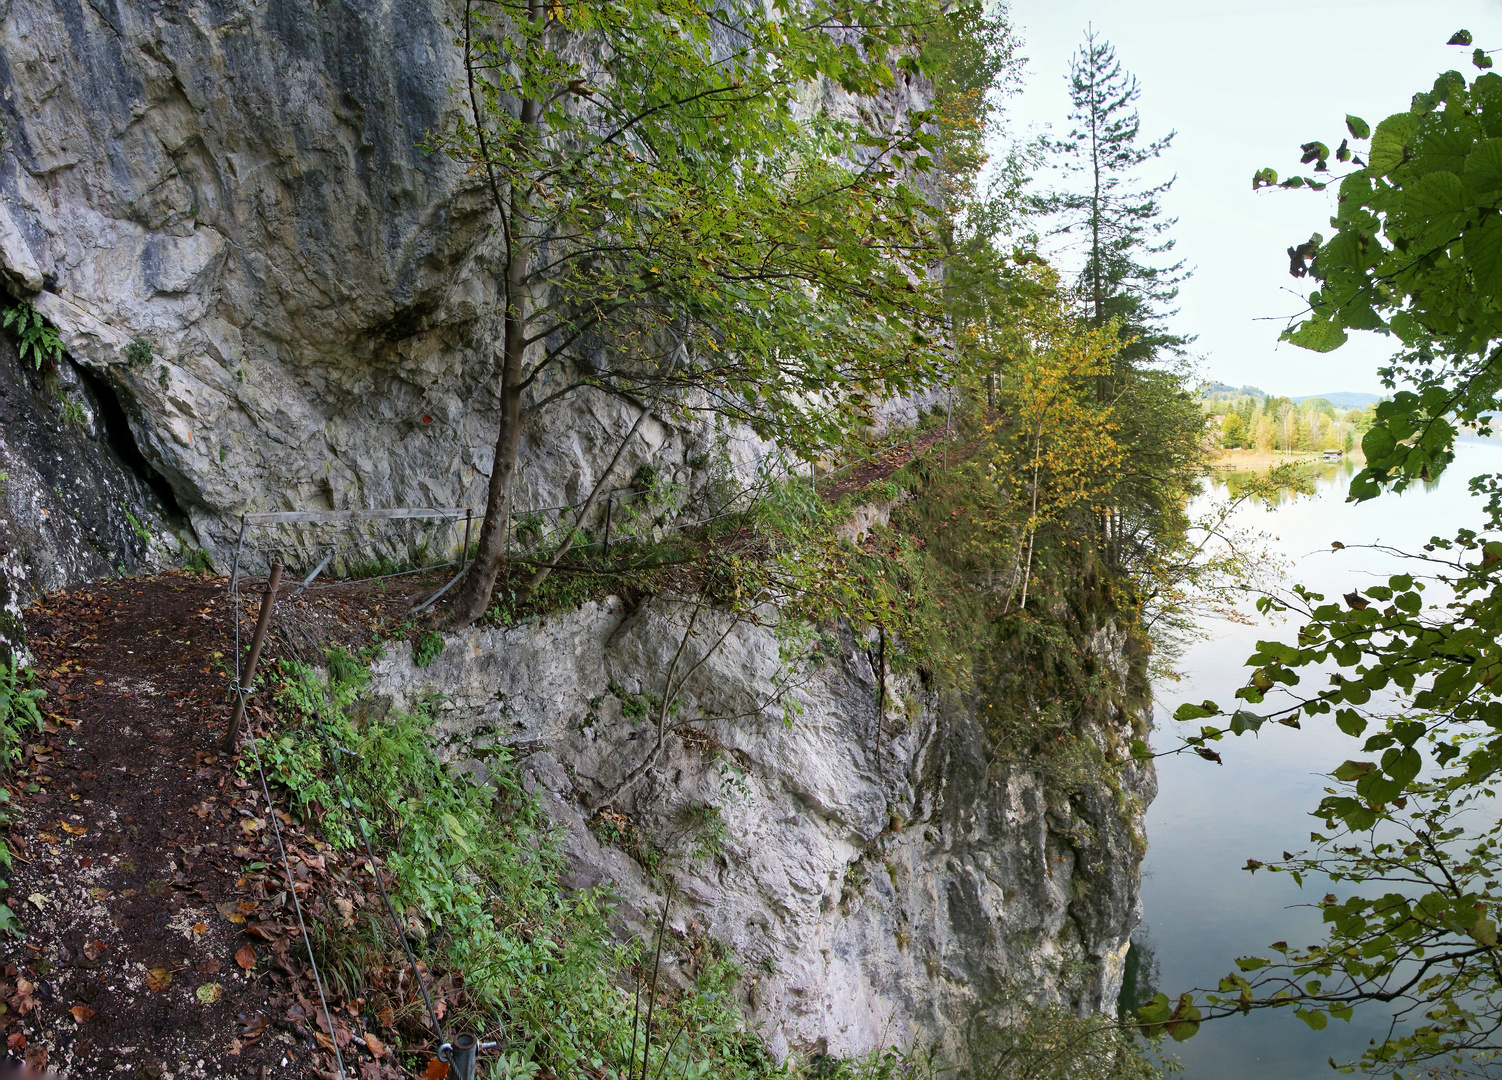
[75,364,186,524]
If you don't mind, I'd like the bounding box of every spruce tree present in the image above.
[1033,29,1201,569]
[1040,28,1190,369]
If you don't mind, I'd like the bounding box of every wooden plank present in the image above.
[242,507,472,525]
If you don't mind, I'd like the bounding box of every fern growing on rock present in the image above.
[2,301,62,369]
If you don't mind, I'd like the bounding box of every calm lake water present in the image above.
[1139,441,1502,1079]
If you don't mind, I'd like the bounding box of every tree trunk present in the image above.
[442,4,542,630]
[442,287,528,627]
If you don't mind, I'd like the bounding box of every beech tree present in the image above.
[1149,32,1502,1074]
[432,0,963,627]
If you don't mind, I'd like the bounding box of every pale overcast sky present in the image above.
[1004,0,1502,397]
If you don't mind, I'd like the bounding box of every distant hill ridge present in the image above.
[1196,382,1381,409]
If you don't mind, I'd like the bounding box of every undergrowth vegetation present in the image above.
[2,301,63,370]
[0,655,44,774]
[257,652,782,1080]
[0,657,42,937]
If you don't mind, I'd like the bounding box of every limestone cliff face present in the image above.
[0,0,719,566]
[366,601,1153,1066]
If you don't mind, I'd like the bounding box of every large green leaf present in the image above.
[1229,710,1265,735]
[1412,116,1481,177]
[1467,138,1502,194]
[1465,210,1502,296]
[1334,760,1375,782]
[1283,315,1348,353]
[1400,170,1469,243]
[1362,425,1398,463]
[1369,113,1419,175]
[1296,1008,1329,1032]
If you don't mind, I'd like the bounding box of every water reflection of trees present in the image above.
[1206,460,1355,506]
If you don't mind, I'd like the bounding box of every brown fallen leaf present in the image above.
[70,1005,94,1024]
[5,1033,23,1051]
[192,922,208,935]
[59,822,86,836]
[145,968,173,992]
[234,1013,269,1042]
[82,939,107,961]
[10,978,36,1016]
[235,945,256,971]
[425,1060,450,1080]
[364,1032,387,1059]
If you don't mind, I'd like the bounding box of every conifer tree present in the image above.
[1039,28,1189,369]
[1027,30,1202,569]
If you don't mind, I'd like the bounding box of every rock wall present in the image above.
[0,0,855,578]
[0,0,938,576]
[0,334,179,659]
[365,598,1153,1067]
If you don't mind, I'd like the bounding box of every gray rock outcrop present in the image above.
[0,335,178,658]
[0,0,803,577]
[367,599,1153,1067]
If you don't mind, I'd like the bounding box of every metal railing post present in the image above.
[447,1034,478,1080]
[462,508,472,563]
[603,492,614,554]
[223,562,283,753]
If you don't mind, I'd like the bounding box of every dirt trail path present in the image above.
[1,573,292,1078]
[817,427,949,502]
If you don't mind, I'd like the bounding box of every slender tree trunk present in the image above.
[443,0,544,628]
[1089,41,1104,328]
[1019,427,1044,611]
[517,405,651,597]
[444,251,530,626]
[1088,47,1108,416]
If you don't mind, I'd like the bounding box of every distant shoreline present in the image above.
[1209,448,1367,469]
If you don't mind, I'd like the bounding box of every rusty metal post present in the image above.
[462,508,473,563]
[602,492,614,554]
[223,562,283,753]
